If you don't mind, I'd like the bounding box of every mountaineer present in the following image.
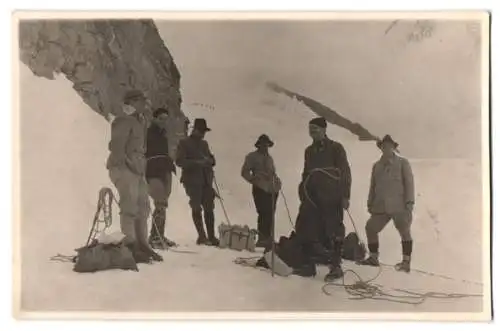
[145,107,178,249]
[357,134,415,272]
[241,134,282,247]
[175,118,220,246]
[300,117,352,282]
[106,89,163,263]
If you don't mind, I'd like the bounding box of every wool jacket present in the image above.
[367,153,415,215]
[241,150,282,193]
[175,134,216,187]
[106,112,147,176]
[301,136,352,202]
[145,123,176,180]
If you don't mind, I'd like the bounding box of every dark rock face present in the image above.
[266,82,380,143]
[19,19,188,155]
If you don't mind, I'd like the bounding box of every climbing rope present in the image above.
[322,264,483,305]
[302,167,341,208]
[85,187,115,247]
[49,253,77,263]
[234,256,261,267]
[50,187,116,263]
[298,175,483,304]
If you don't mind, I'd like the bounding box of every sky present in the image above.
[156,19,484,160]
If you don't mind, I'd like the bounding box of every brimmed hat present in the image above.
[309,117,327,128]
[193,118,211,132]
[255,134,274,148]
[123,89,146,104]
[376,134,399,149]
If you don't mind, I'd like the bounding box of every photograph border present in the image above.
[11,10,492,322]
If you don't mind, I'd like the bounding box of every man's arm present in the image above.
[301,148,310,182]
[402,158,415,207]
[367,163,376,211]
[241,154,256,184]
[337,144,352,201]
[109,117,131,166]
[203,141,216,167]
[175,139,198,168]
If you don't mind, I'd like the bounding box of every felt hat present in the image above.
[376,134,399,149]
[193,118,211,132]
[255,134,274,148]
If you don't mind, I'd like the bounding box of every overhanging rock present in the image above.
[19,19,188,155]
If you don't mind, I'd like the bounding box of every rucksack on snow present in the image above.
[341,231,367,262]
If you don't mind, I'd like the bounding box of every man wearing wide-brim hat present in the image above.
[241,134,282,247]
[357,134,415,273]
[106,89,163,263]
[175,118,220,246]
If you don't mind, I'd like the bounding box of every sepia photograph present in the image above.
[12,11,491,321]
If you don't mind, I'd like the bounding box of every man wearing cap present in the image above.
[301,117,352,282]
[241,134,282,247]
[357,135,415,272]
[106,89,163,263]
[175,118,220,246]
[145,108,178,249]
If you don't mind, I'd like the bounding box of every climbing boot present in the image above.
[204,210,220,247]
[127,243,152,264]
[324,265,344,282]
[192,209,209,245]
[162,236,178,247]
[148,249,164,262]
[396,241,413,273]
[149,236,177,250]
[140,243,164,262]
[395,257,411,273]
[356,255,380,267]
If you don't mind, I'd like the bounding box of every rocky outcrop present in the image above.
[18,19,187,155]
[266,82,379,142]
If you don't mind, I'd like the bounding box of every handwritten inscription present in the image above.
[407,20,435,43]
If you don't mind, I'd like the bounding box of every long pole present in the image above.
[270,191,277,277]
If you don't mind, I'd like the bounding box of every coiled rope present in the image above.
[302,167,341,208]
[322,264,483,305]
[300,167,483,304]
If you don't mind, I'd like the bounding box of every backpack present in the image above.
[341,232,367,262]
[73,240,138,273]
[256,231,308,272]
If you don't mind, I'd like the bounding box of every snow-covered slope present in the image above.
[18,59,486,316]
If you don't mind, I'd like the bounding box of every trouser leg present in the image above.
[393,211,413,262]
[109,168,140,245]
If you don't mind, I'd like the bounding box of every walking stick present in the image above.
[270,191,276,278]
[213,174,232,226]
